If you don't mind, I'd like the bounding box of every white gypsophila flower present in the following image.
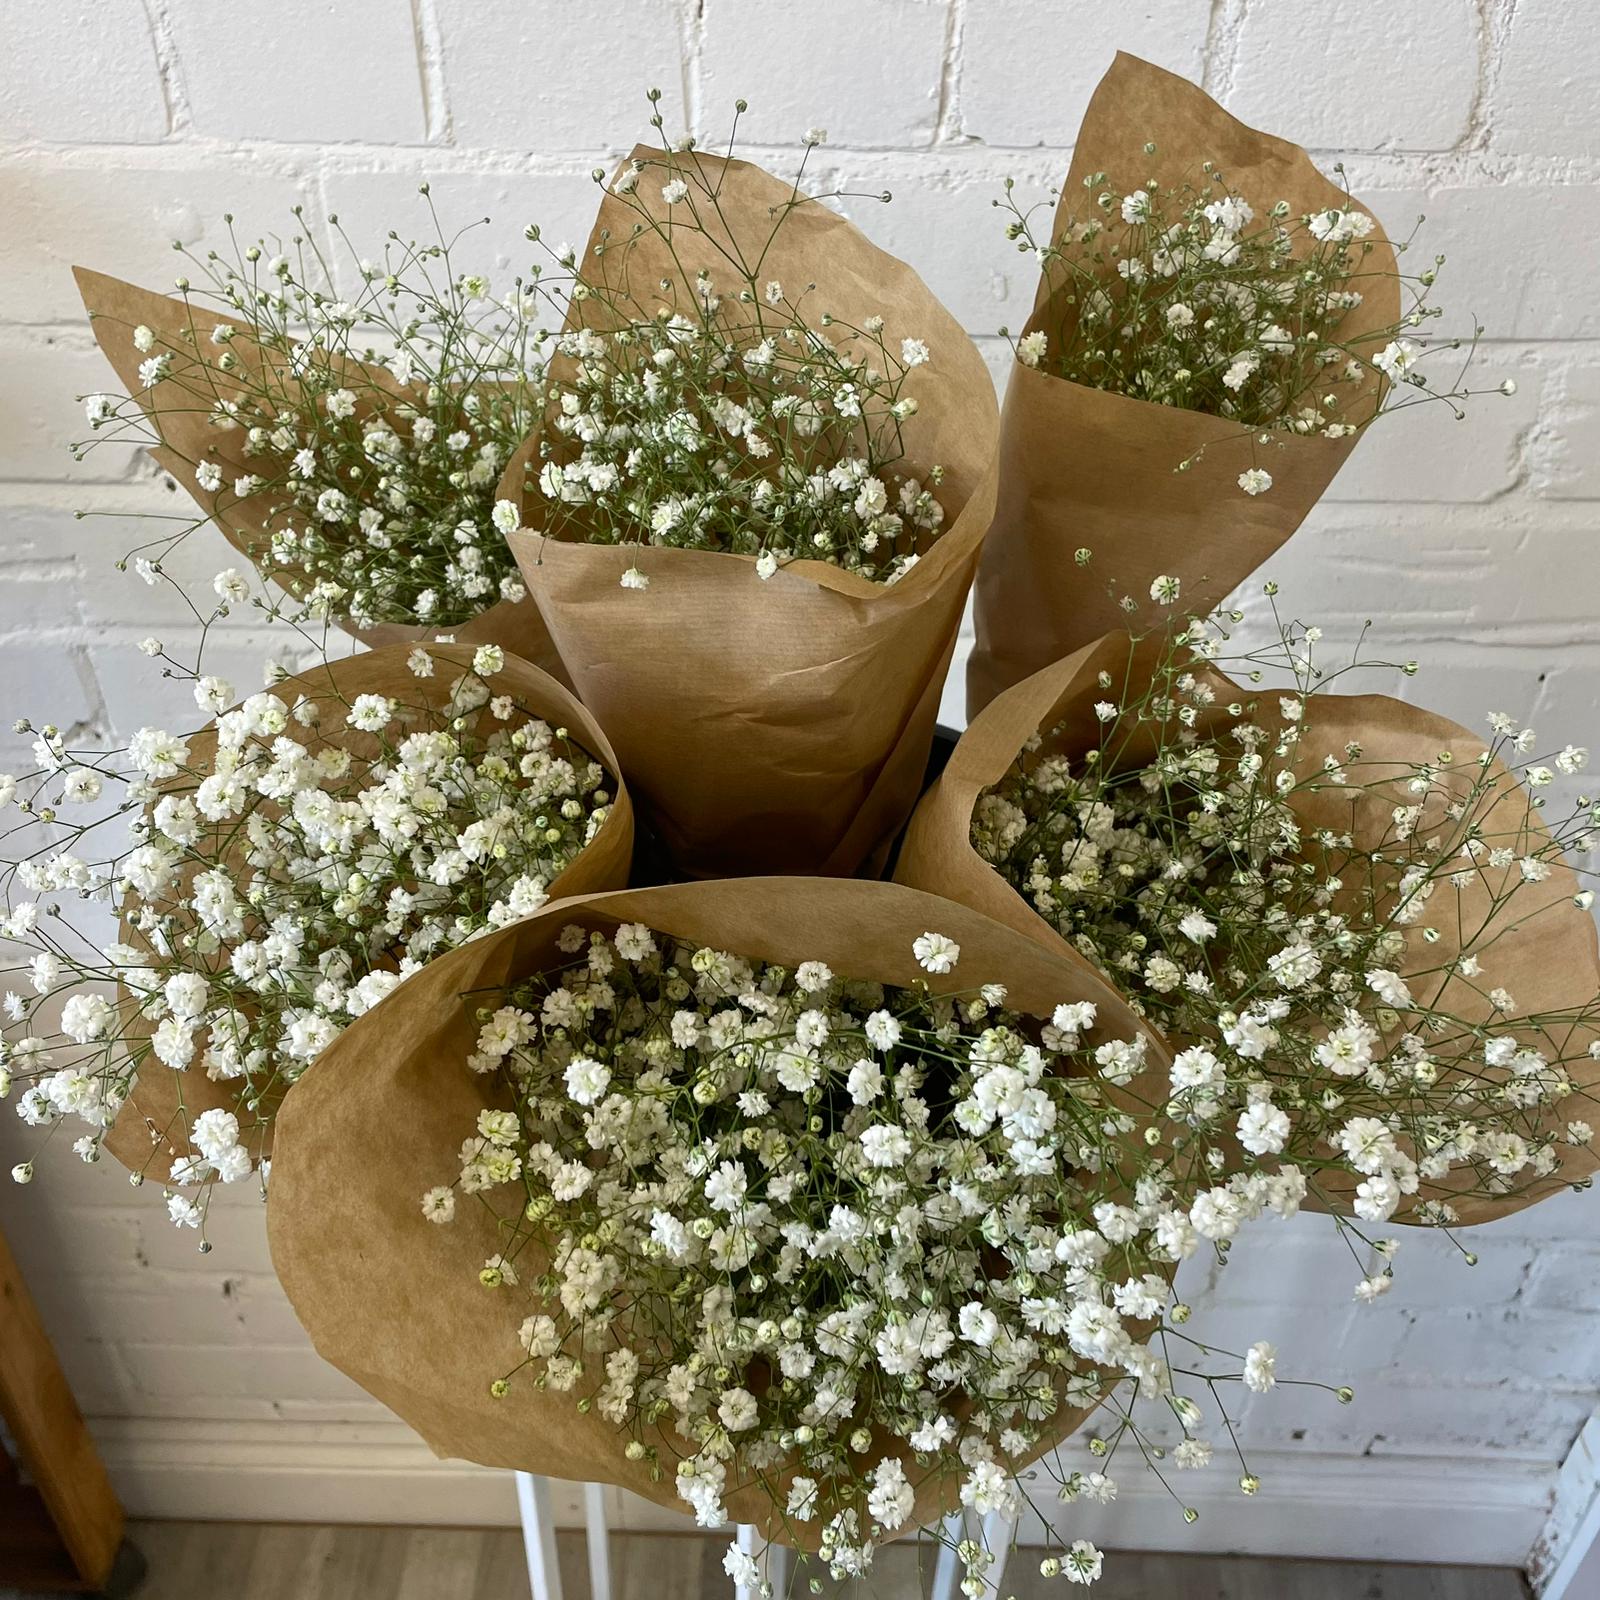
[1243,1341,1277,1393]
[1373,339,1420,381]
[912,932,960,973]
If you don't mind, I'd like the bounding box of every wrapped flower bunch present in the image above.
[266,878,1195,1586]
[488,112,998,877]
[1,630,630,1231]
[905,600,1600,1243]
[967,53,1505,713]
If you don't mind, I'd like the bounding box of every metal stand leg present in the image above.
[929,1505,1013,1600]
[584,1481,613,1600]
[733,1523,790,1598]
[515,1472,564,1600]
[931,1510,964,1600]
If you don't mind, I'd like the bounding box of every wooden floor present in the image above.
[0,1523,1531,1600]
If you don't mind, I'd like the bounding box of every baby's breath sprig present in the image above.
[78,200,547,627]
[996,156,1511,494]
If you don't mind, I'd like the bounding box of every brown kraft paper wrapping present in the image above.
[266,877,1169,1545]
[898,636,1600,1227]
[499,147,998,880]
[74,267,564,681]
[102,642,633,1177]
[967,54,1402,715]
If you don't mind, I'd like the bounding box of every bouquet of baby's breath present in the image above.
[74,209,549,644]
[490,106,998,878]
[904,596,1600,1235]
[264,878,1190,1587]
[967,53,1501,715]
[0,616,630,1236]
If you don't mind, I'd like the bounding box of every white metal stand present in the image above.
[733,1520,792,1599]
[584,1482,612,1600]
[930,1506,1014,1600]
[515,1473,567,1600]
[515,1473,791,1600]
[514,1470,1015,1599]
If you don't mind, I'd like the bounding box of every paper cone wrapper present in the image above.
[967,54,1401,714]
[102,642,633,1177]
[74,268,564,681]
[499,148,998,880]
[899,638,1600,1227]
[266,877,1168,1544]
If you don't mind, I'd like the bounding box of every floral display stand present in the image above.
[510,1473,1011,1600]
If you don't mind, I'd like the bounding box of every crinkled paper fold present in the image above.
[266,877,1167,1544]
[967,54,1401,714]
[899,635,1600,1225]
[500,147,998,880]
[102,642,633,1176]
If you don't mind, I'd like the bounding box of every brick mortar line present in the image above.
[6,138,1600,181]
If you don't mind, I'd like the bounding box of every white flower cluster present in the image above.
[524,244,944,584]
[431,923,1298,1584]
[81,225,543,627]
[975,617,1600,1293]
[999,158,1475,483]
[1,651,613,1218]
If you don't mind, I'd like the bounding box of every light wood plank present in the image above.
[0,1522,1532,1600]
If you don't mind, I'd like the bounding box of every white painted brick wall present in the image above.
[1,0,1597,1556]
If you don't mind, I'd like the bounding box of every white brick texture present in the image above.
[1228,0,1482,151]
[163,0,429,143]
[700,0,950,148]
[959,0,1211,147]
[0,0,1597,1556]
[0,2,169,144]
[433,0,686,151]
